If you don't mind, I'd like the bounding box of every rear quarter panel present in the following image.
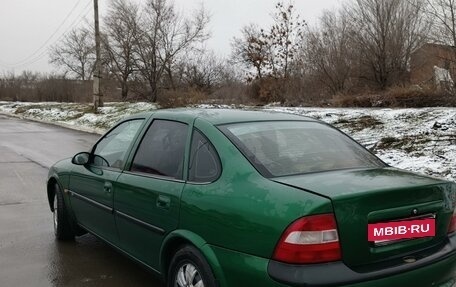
[179,118,333,258]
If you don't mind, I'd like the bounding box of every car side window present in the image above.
[188,130,221,183]
[130,120,188,180]
[93,119,143,169]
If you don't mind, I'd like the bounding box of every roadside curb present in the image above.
[0,111,105,135]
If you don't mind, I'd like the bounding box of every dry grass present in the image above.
[331,85,456,108]
[335,115,383,132]
[157,88,208,108]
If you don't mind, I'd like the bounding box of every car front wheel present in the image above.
[53,183,75,241]
[168,245,217,287]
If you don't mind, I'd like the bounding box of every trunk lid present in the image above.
[274,167,455,268]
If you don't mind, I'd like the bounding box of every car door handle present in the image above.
[156,195,170,210]
[104,182,112,193]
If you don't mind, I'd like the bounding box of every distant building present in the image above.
[410,43,456,87]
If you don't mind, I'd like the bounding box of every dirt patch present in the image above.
[334,115,383,132]
[375,135,433,153]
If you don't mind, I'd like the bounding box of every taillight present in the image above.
[273,214,341,264]
[448,209,456,234]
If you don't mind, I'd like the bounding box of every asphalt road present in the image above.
[0,115,163,287]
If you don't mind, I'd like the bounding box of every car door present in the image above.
[114,119,189,271]
[69,119,144,244]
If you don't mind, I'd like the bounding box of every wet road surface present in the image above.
[0,115,163,287]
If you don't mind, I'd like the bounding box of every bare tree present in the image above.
[103,0,140,100]
[231,24,271,80]
[229,1,306,103]
[346,0,429,89]
[231,1,305,82]
[49,27,95,81]
[133,0,209,102]
[175,51,230,92]
[424,0,456,90]
[425,0,456,46]
[304,10,354,94]
[266,1,306,79]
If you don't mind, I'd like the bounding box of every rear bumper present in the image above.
[268,235,456,287]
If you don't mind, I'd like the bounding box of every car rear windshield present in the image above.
[220,121,385,177]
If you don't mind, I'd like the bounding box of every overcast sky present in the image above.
[0,0,341,74]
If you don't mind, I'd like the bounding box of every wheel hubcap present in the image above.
[53,193,58,233]
[175,263,204,287]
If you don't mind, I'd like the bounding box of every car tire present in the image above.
[167,245,217,287]
[53,183,75,241]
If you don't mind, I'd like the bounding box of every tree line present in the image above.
[2,0,456,106]
[232,0,456,104]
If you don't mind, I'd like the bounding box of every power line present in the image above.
[0,0,89,68]
[1,0,93,70]
[8,0,85,66]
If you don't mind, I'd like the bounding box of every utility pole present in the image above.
[93,0,103,111]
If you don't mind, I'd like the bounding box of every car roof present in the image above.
[134,108,318,125]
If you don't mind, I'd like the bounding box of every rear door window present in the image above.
[130,120,188,180]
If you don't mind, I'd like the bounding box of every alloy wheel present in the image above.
[175,263,205,287]
[53,193,58,234]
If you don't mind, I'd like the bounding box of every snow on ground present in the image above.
[0,101,455,182]
[0,101,158,133]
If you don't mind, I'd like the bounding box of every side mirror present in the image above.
[72,152,90,165]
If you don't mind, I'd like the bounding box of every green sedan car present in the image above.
[46,109,456,287]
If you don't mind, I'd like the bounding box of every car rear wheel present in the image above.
[53,183,75,241]
[168,245,217,287]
